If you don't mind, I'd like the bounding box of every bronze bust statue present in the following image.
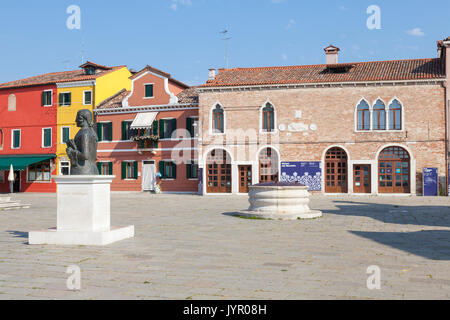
[66,109,99,175]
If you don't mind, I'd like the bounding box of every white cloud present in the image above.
[286,19,296,30]
[406,28,425,37]
[171,0,192,11]
[282,54,288,61]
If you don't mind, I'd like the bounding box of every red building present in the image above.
[95,66,199,193]
[0,82,58,193]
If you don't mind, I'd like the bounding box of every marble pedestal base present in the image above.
[29,175,134,246]
[236,184,322,221]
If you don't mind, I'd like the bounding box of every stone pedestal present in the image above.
[29,175,134,245]
[237,183,322,220]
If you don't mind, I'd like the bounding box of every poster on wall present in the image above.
[280,162,322,191]
[423,167,438,196]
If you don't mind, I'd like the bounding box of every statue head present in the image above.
[76,109,94,128]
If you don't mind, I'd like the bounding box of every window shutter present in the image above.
[67,93,71,105]
[152,120,158,136]
[269,112,274,130]
[186,117,192,137]
[13,131,20,148]
[121,121,127,140]
[133,161,138,179]
[172,162,177,179]
[171,118,177,138]
[97,123,103,141]
[107,123,112,141]
[121,162,126,179]
[97,162,102,175]
[108,162,113,175]
[159,161,165,178]
[44,129,51,147]
[58,93,63,106]
[159,119,164,139]
[186,163,192,179]
[41,92,45,106]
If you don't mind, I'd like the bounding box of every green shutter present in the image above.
[152,120,158,136]
[171,118,177,138]
[97,123,103,141]
[41,91,45,106]
[58,93,63,106]
[67,93,71,105]
[159,161,165,178]
[121,121,127,140]
[145,84,153,97]
[13,130,20,148]
[133,161,138,179]
[186,163,192,179]
[106,123,112,141]
[44,129,51,147]
[172,162,177,179]
[159,119,164,139]
[121,162,126,179]
[97,162,102,175]
[108,162,113,175]
[186,117,192,137]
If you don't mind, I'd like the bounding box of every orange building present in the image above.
[94,66,199,193]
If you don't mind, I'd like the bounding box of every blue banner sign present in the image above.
[423,167,438,196]
[280,161,322,191]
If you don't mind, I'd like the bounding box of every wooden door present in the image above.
[353,164,371,193]
[239,165,252,193]
[206,150,232,193]
[378,147,410,193]
[325,147,348,193]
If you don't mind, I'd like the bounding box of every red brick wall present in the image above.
[198,83,447,195]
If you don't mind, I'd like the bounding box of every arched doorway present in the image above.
[259,147,279,183]
[206,149,231,193]
[325,147,348,193]
[378,146,410,193]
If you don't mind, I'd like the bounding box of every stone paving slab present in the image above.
[0,192,449,300]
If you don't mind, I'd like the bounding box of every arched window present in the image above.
[372,99,386,130]
[325,147,348,193]
[8,94,16,111]
[356,100,370,131]
[388,99,402,130]
[206,149,231,193]
[378,146,410,193]
[262,102,275,132]
[212,105,224,133]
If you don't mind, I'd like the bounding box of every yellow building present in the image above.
[56,62,132,174]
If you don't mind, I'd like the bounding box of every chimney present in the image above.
[324,45,340,64]
[208,68,216,80]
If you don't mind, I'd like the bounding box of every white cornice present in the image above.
[197,79,446,93]
[57,80,96,88]
[94,103,198,115]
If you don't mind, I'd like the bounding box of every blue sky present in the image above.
[0,0,449,85]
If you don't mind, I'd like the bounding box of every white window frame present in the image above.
[42,90,53,107]
[144,83,155,99]
[160,159,176,180]
[209,102,226,135]
[11,129,21,149]
[259,100,278,134]
[98,121,113,142]
[83,90,93,105]
[59,160,70,175]
[123,160,137,180]
[61,126,70,144]
[41,127,52,148]
[26,160,52,183]
[59,91,71,107]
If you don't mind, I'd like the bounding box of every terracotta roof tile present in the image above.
[96,89,130,109]
[177,87,198,104]
[0,65,126,89]
[201,58,444,87]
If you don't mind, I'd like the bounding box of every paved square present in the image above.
[0,193,449,300]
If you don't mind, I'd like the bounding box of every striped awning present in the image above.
[130,112,158,129]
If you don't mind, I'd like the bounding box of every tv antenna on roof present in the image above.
[220,29,231,69]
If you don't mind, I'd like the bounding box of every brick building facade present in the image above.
[197,40,450,196]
